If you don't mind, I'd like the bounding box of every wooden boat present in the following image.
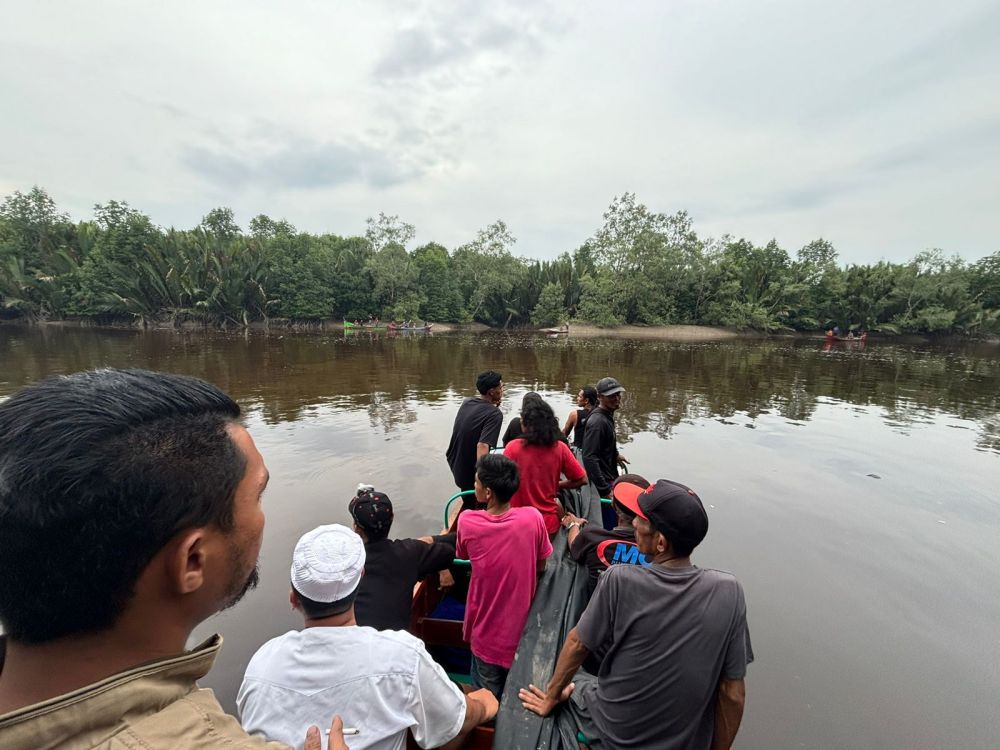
[388,323,433,332]
[825,332,867,342]
[541,325,569,335]
[342,320,387,330]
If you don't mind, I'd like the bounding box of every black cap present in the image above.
[348,490,394,540]
[614,479,708,549]
[596,376,625,396]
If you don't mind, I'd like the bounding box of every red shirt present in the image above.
[503,438,586,534]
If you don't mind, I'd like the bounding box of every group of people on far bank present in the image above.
[0,367,751,750]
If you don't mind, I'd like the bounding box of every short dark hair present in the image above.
[293,585,358,619]
[475,453,519,504]
[521,399,560,446]
[476,370,502,395]
[581,386,598,407]
[0,369,245,643]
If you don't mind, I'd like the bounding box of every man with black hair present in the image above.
[0,368,346,750]
[445,370,504,506]
[457,454,553,700]
[239,525,498,750]
[350,488,456,631]
[520,479,753,750]
[582,376,629,499]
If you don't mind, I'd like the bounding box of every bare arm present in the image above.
[710,678,746,750]
[476,441,490,460]
[558,475,587,491]
[536,557,547,577]
[562,410,577,437]
[561,513,587,547]
[519,627,590,716]
[439,688,499,750]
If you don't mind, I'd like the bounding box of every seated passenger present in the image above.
[350,487,456,632]
[504,399,587,535]
[457,455,553,700]
[238,525,498,750]
[519,479,753,750]
[564,474,652,596]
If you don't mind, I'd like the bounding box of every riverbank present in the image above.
[3,317,997,344]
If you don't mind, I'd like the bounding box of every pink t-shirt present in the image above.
[503,439,586,534]
[456,506,553,668]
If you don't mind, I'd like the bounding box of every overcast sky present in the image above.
[2,0,998,264]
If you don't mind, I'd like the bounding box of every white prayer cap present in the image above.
[290,524,365,603]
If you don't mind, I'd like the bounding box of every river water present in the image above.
[1,326,998,749]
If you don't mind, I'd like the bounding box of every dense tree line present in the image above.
[2,187,998,334]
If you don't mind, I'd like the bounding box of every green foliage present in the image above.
[531,282,567,327]
[1,188,997,336]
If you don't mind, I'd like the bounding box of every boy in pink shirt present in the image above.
[457,454,553,700]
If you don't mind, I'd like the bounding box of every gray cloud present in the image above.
[183,138,421,191]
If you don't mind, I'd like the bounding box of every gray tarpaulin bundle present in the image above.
[493,477,604,748]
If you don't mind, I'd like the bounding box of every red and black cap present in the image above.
[348,490,394,540]
[613,479,709,549]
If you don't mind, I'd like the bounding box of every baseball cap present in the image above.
[613,479,709,549]
[349,489,394,540]
[290,524,366,603]
[610,474,650,518]
[596,377,625,396]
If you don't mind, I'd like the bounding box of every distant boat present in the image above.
[825,332,867,342]
[541,324,569,335]
[388,323,433,333]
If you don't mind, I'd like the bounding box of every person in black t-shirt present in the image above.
[445,371,504,505]
[563,474,651,596]
[350,488,456,632]
[582,377,628,498]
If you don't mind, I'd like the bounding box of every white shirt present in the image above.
[237,626,467,750]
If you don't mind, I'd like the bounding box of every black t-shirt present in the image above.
[569,525,646,595]
[582,407,618,497]
[445,397,503,490]
[354,535,456,631]
[502,416,524,446]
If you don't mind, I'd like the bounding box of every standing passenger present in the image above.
[504,399,587,535]
[457,455,552,700]
[562,385,598,449]
[582,377,628,499]
[445,371,504,507]
[501,392,542,446]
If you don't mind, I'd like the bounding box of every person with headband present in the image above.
[238,525,498,750]
[349,487,456,632]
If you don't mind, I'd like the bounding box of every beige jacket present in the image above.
[0,635,289,750]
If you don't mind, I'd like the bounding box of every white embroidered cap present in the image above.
[290,524,366,603]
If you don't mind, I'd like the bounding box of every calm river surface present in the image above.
[2,326,999,749]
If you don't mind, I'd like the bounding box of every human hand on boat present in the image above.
[438,569,455,590]
[616,453,629,469]
[518,682,575,717]
[304,715,348,750]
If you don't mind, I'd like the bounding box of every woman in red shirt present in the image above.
[503,398,588,535]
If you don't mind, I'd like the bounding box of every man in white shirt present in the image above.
[238,525,498,750]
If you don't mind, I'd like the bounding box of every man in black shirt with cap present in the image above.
[446,370,504,506]
[582,376,628,499]
[350,487,457,632]
[520,478,753,750]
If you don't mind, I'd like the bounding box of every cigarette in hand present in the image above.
[327,727,360,736]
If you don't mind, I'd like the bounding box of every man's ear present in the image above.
[167,529,209,595]
[289,588,299,611]
[656,532,670,555]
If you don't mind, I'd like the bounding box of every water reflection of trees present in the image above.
[1,328,998,452]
